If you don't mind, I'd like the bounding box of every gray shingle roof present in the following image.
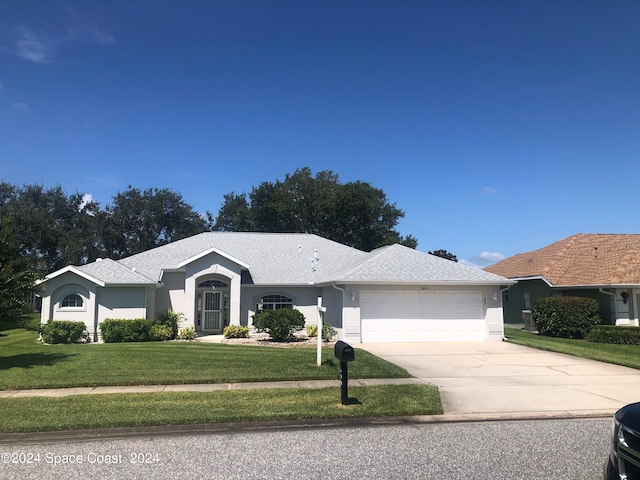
[50,232,512,286]
[325,244,513,284]
[75,258,156,285]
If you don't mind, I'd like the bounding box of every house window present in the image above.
[61,294,83,308]
[198,280,228,289]
[257,294,293,311]
[523,292,531,310]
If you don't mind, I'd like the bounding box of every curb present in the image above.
[0,410,614,446]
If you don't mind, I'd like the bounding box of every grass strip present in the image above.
[504,327,640,369]
[0,328,410,390]
[0,385,441,433]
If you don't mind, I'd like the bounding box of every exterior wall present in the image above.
[40,272,98,333]
[561,288,615,324]
[240,286,322,327]
[96,287,148,323]
[502,279,552,324]
[155,271,186,317]
[337,284,504,343]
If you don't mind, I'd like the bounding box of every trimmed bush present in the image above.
[586,325,640,345]
[178,327,196,340]
[252,309,305,342]
[155,310,184,340]
[100,319,152,343]
[306,323,338,341]
[223,325,249,338]
[150,324,173,341]
[41,320,85,344]
[531,296,601,339]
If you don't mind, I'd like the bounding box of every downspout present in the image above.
[500,285,513,341]
[599,288,618,325]
[332,284,346,341]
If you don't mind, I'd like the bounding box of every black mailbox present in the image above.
[334,340,355,362]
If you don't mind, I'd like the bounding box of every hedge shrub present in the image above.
[150,324,173,341]
[306,323,338,341]
[531,296,601,339]
[179,327,197,340]
[100,319,152,343]
[41,320,85,344]
[252,309,305,342]
[223,325,249,338]
[586,325,640,345]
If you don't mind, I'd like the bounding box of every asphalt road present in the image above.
[0,418,612,480]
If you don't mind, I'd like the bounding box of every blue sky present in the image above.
[1,1,638,267]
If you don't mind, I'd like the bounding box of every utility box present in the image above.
[334,341,355,405]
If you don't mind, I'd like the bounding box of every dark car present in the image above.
[605,402,640,479]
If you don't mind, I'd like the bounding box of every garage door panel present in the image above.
[360,291,486,342]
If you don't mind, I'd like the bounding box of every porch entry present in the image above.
[203,291,223,332]
[196,278,229,333]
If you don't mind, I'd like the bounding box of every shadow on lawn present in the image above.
[0,352,76,370]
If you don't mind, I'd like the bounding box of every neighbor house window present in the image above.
[61,294,83,308]
[257,294,293,311]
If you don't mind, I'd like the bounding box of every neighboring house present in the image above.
[484,234,640,327]
[39,232,512,343]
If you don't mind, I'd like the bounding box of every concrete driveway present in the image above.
[360,341,640,417]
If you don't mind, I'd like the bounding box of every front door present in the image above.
[203,291,222,332]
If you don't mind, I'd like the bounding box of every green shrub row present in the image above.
[586,325,640,345]
[155,310,184,340]
[252,309,305,342]
[531,296,601,339]
[306,323,337,341]
[41,320,86,344]
[223,325,249,338]
[100,319,152,343]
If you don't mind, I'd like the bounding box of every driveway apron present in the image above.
[359,341,640,416]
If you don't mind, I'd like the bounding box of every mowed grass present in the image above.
[0,326,411,390]
[0,384,442,433]
[504,327,640,369]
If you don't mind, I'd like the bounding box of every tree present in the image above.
[429,249,458,262]
[0,216,38,319]
[0,182,101,276]
[213,167,417,251]
[102,187,212,259]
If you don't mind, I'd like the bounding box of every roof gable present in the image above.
[484,234,640,286]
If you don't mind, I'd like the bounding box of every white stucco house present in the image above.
[39,232,513,343]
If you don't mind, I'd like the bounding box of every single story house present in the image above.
[484,233,640,327]
[39,232,513,342]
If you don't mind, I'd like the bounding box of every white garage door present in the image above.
[360,291,486,342]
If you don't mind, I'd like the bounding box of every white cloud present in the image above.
[79,193,93,209]
[11,102,30,111]
[15,26,52,63]
[482,186,499,195]
[461,251,506,269]
[478,251,505,263]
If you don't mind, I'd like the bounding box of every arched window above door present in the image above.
[198,280,228,289]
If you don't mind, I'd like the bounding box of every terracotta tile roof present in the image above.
[484,234,640,286]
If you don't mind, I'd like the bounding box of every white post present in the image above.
[317,296,326,366]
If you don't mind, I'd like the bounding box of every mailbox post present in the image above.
[334,341,355,405]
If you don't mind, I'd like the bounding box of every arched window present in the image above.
[61,293,83,308]
[257,294,293,311]
[198,280,228,289]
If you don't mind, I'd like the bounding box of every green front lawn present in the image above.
[0,326,410,390]
[0,384,442,433]
[504,327,640,369]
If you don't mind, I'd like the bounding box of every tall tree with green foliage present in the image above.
[213,167,417,251]
[102,186,212,259]
[428,249,458,262]
[0,216,38,319]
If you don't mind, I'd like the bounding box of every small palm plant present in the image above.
[155,309,184,340]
